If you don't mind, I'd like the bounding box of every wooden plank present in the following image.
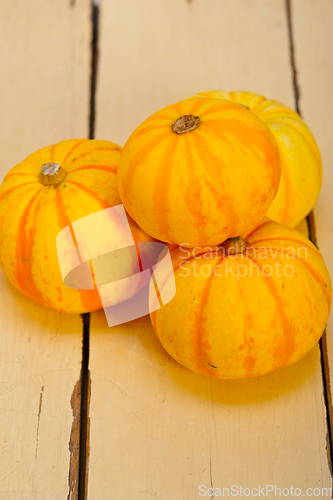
[0,1,91,498]
[291,0,333,431]
[95,0,297,147]
[0,0,91,182]
[90,0,332,497]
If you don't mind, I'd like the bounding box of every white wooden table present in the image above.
[0,1,332,499]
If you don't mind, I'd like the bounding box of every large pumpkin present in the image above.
[0,139,155,314]
[191,90,322,227]
[117,97,281,247]
[149,218,331,378]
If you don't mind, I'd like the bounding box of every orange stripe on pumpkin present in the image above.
[65,180,110,209]
[54,188,76,242]
[17,159,42,169]
[61,139,89,167]
[271,119,321,164]
[134,241,143,272]
[54,187,103,312]
[243,220,272,240]
[192,257,225,376]
[192,132,240,236]
[0,182,38,202]
[293,256,331,307]
[89,259,97,288]
[199,102,241,118]
[237,281,257,377]
[249,237,321,257]
[248,96,266,113]
[127,125,169,143]
[69,163,117,174]
[249,246,330,306]
[184,98,208,117]
[14,190,49,307]
[166,102,183,116]
[152,136,179,242]
[122,131,170,210]
[153,282,163,309]
[207,118,278,172]
[181,135,207,243]
[250,257,297,371]
[229,91,238,103]
[4,173,37,179]
[273,137,293,224]
[257,107,298,119]
[65,147,121,170]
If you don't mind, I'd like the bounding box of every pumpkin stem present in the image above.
[220,236,248,255]
[38,163,67,186]
[171,115,201,134]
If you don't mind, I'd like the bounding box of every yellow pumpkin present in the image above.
[149,218,331,378]
[117,97,281,247]
[191,90,322,227]
[0,139,155,314]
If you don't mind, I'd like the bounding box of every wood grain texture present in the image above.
[90,0,332,497]
[291,0,333,429]
[0,0,91,498]
[0,0,91,183]
[89,312,330,498]
[95,0,295,147]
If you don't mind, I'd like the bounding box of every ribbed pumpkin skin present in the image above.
[0,139,155,314]
[117,97,281,247]
[150,219,331,379]
[192,91,322,227]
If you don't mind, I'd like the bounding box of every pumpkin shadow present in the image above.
[92,310,318,406]
[4,269,320,407]
[1,271,82,335]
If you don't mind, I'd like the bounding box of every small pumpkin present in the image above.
[0,139,155,314]
[191,90,322,227]
[117,97,281,247]
[149,218,331,378]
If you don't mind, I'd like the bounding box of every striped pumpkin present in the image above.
[150,218,331,378]
[117,97,281,247]
[0,139,155,313]
[192,90,322,227]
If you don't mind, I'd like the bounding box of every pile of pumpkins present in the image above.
[0,90,331,379]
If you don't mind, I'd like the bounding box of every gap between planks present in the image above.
[78,0,100,497]
[69,1,99,499]
[67,314,91,500]
[286,0,333,473]
[78,313,91,500]
[76,0,100,498]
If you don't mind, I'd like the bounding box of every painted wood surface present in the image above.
[291,0,333,421]
[89,1,332,498]
[0,1,91,499]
